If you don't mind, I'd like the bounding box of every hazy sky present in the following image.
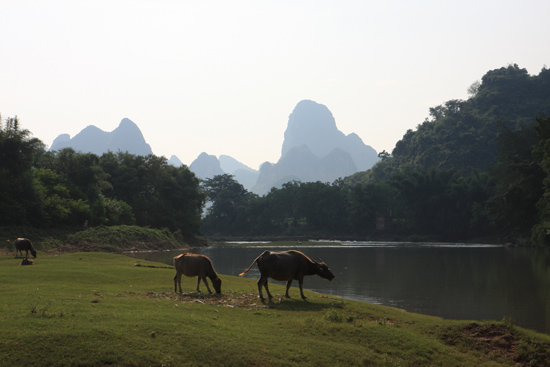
[2,1,549,169]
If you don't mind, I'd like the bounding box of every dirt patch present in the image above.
[144,291,268,309]
[441,322,550,366]
[441,322,517,363]
[462,322,517,357]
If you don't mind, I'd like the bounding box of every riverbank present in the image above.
[1,252,549,366]
[1,225,508,257]
[205,233,507,246]
[0,225,200,255]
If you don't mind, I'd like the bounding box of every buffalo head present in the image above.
[315,262,335,281]
[212,277,222,293]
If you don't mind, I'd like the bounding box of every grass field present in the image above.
[1,252,549,366]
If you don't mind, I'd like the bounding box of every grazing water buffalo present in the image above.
[15,238,37,258]
[239,250,335,300]
[173,253,222,294]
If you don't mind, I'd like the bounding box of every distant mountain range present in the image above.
[50,118,153,156]
[188,153,259,190]
[188,100,379,194]
[48,100,379,194]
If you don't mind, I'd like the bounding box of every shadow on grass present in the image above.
[261,295,343,312]
[144,290,344,312]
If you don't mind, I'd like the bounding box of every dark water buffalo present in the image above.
[15,238,37,258]
[20,257,34,265]
[173,253,222,294]
[239,250,335,300]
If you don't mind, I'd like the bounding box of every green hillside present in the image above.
[349,64,550,184]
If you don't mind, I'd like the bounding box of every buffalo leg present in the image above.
[257,277,265,300]
[196,277,202,292]
[174,273,182,293]
[205,279,213,294]
[198,276,212,294]
[257,276,273,300]
[298,278,307,299]
[285,280,293,298]
[263,279,273,299]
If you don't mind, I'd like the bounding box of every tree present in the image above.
[378,150,391,160]
[467,80,481,97]
[531,116,550,246]
[32,168,91,226]
[37,148,113,225]
[391,168,474,240]
[293,181,347,234]
[99,152,205,235]
[0,115,45,225]
[0,115,45,176]
[201,174,255,235]
[486,123,543,241]
[262,181,302,234]
[347,182,395,234]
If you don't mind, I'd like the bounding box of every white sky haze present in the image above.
[2,1,549,169]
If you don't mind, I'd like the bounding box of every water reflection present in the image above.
[129,243,550,335]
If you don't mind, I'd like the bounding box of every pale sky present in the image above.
[2,1,549,169]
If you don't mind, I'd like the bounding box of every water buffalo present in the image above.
[173,253,222,294]
[239,250,335,301]
[20,257,34,265]
[15,238,37,258]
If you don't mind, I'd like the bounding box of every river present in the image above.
[129,242,550,335]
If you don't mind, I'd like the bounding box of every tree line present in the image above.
[3,113,550,246]
[3,65,550,246]
[0,115,205,242]
[201,116,550,245]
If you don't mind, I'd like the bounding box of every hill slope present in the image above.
[348,64,550,184]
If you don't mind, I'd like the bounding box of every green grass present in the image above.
[1,253,549,366]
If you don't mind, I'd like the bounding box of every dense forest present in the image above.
[2,64,550,246]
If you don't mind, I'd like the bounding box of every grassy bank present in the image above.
[1,225,192,254]
[1,253,549,366]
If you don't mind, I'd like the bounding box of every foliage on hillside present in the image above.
[350,65,550,184]
[63,225,189,252]
[341,65,550,244]
[1,225,192,254]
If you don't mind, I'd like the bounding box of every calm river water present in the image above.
[129,242,550,335]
